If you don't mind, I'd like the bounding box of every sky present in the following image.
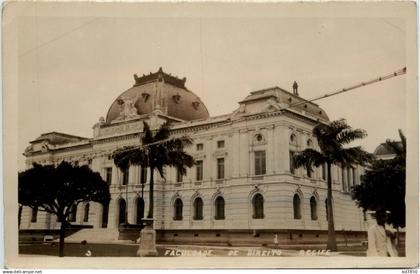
[17,7,409,170]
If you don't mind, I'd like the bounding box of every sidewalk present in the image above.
[19,242,368,257]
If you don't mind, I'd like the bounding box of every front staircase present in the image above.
[64,228,120,244]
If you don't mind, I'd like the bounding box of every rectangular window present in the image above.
[196,160,203,181]
[254,151,266,176]
[196,143,204,151]
[140,166,147,185]
[217,158,225,179]
[177,168,183,182]
[289,151,295,174]
[105,167,112,185]
[217,140,225,148]
[122,167,129,185]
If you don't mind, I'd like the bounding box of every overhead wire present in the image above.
[19,17,100,58]
[91,67,407,158]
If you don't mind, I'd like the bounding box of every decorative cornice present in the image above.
[133,67,187,89]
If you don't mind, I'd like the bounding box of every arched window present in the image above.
[293,194,301,219]
[69,204,77,222]
[119,199,127,224]
[83,203,90,222]
[215,196,225,220]
[310,197,318,220]
[174,198,183,221]
[193,197,203,220]
[252,193,264,219]
[136,197,145,224]
[31,207,38,223]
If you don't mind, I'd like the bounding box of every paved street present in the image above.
[19,242,372,257]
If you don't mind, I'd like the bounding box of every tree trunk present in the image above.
[147,167,154,219]
[59,222,66,257]
[326,163,338,251]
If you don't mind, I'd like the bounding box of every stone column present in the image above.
[239,129,249,176]
[267,125,275,174]
[112,165,119,186]
[206,137,213,181]
[95,203,104,228]
[277,126,290,173]
[232,131,240,177]
[107,199,118,229]
[128,195,136,224]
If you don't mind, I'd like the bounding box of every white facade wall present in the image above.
[20,99,366,235]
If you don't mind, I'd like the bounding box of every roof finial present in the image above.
[293,81,299,96]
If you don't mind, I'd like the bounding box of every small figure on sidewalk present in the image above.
[273,234,279,246]
[367,210,398,257]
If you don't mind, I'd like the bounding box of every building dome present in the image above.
[106,68,210,123]
[373,142,401,156]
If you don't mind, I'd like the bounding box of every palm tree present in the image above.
[112,121,194,220]
[293,119,372,251]
[352,129,406,245]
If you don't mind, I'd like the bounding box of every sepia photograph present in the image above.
[2,1,419,269]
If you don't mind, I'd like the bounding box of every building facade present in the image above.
[20,68,367,244]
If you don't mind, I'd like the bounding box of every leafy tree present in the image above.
[113,121,194,220]
[293,119,372,251]
[18,161,110,257]
[352,130,406,229]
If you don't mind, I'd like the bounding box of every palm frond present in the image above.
[156,165,165,179]
[165,136,193,151]
[112,146,137,169]
[126,149,148,166]
[293,149,326,171]
[328,119,351,135]
[338,147,374,167]
[384,140,403,156]
[154,122,171,141]
[336,129,367,145]
[313,122,343,153]
[167,151,195,175]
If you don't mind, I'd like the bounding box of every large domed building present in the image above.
[20,68,367,246]
[106,67,209,123]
